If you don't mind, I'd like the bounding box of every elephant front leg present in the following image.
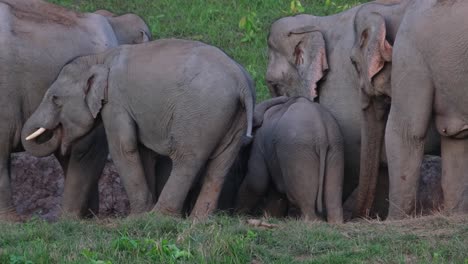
[103,112,152,214]
[441,136,468,214]
[386,45,434,219]
[60,124,108,218]
[386,113,428,219]
[0,153,18,221]
[0,134,21,221]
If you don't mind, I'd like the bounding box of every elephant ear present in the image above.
[360,13,393,82]
[84,65,109,118]
[289,26,328,99]
[138,30,151,44]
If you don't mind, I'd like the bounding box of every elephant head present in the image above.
[266,15,328,100]
[350,10,393,217]
[95,10,151,44]
[22,57,109,157]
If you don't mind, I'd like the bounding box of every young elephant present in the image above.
[236,97,344,223]
[22,39,255,218]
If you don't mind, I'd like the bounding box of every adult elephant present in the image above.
[384,0,468,218]
[0,0,150,221]
[349,0,443,217]
[266,2,377,217]
[265,0,443,218]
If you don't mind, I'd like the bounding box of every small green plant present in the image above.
[239,11,259,43]
[8,255,33,264]
[290,0,305,14]
[81,249,112,264]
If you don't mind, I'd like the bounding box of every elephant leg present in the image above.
[278,148,320,222]
[325,150,344,224]
[441,137,468,214]
[235,143,270,215]
[190,122,246,219]
[139,144,157,204]
[0,146,18,221]
[103,113,152,214]
[152,155,207,217]
[61,124,108,218]
[386,45,433,219]
[262,188,288,218]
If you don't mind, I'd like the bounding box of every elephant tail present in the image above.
[317,146,327,215]
[237,65,255,141]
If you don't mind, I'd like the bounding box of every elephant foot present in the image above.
[152,203,182,218]
[190,202,214,220]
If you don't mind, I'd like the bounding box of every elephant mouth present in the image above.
[25,124,64,153]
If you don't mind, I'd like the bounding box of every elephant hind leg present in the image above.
[153,154,207,217]
[441,137,468,214]
[235,142,270,215]
[190,112,247,219]
[324,150,344,223]
[277,147,320,221]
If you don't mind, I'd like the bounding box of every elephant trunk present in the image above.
[21,118,62,157]
[353,100,386,218]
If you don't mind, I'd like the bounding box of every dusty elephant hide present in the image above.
[11,153,441,221]
[11,153,129,221]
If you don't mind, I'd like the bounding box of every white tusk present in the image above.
[25,127,46,141]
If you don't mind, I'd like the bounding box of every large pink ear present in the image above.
[362,14,393,82]
[290,27,328,99]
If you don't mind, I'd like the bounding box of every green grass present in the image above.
[47,0,366,101]
[0,214,467,263]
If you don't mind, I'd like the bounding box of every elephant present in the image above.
[265,0,440,219]
[265,3,376,218]
[350,0,448,218]
[382,0,468,218]
[0,0,150,221]
[236,97,344,223]
[22,39,255,218]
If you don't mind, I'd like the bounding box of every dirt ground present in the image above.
[10,153,442,220]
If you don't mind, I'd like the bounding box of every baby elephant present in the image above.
[22,39,255,218]
[236,97,344,223]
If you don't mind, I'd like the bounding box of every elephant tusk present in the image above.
[25,127,46,141]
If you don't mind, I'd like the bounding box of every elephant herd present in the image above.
[0,0,466,224]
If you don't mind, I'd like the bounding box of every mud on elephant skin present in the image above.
[22,39,255,218]
[0,0,150,220]
[235,97,345,223]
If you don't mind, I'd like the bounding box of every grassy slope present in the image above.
[2,0,467,263]
[0,214,467,263]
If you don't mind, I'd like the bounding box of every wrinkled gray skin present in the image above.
[384,0,468,218]
[0,0,150,221]
[22,39,255,218]
[236,97,344,223]
[265,5,372,218]
[265,0,439,219]
[349,0,439,217]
